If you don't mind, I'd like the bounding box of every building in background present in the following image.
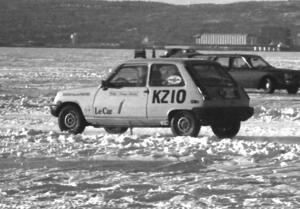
[195,33,257,46]
[193,30,300,51]
[194,33,257,50]
[194,33,258,46]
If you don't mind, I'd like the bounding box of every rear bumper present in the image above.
[192,106,254,125]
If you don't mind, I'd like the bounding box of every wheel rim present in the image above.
[264,79,273,92]
[217,126,227,132]
[265,82,270,90]
[177,116,192,134]
[64,112,77,129]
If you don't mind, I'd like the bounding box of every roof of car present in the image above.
[125,58,218,64]
[201,53,261,58]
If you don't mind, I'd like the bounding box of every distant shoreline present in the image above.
[1,44,299,52]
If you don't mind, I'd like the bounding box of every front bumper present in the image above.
[192,106,254,125]
[276,76,300,89]
[281,80,299,88]
[49,102,62,117]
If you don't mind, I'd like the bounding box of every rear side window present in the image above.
[248,56,270,68]
[149,64,184,87]
[185,63,235,87]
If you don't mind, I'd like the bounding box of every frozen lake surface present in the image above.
[1,47,300,208]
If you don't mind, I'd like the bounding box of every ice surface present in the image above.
[1,48,300,208]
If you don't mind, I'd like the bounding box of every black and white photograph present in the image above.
[1,0,300,208]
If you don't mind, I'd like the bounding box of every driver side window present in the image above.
[250,57,267,68]
[109,65,148,87]
[149,64,184,87]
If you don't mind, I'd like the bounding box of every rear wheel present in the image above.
[287,86,298,94]
[171,111,200,137]
[262,77,275,94]
[104,127,128,134]
[58,105,86,134]
[211,121,240,139]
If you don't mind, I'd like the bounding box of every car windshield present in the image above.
[247,56,271,68]
[185,62,235,87]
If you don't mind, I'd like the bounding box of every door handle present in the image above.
[143,89,149,94]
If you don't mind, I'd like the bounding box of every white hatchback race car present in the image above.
[50,58,253,138]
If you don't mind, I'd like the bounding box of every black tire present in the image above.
[287,86,298,94]
[58,105,86,134]
[262,77,275,94]
[170,111,200,137]
[211,121,241,139]
[104,127,128,134]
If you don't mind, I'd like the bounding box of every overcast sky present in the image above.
[110,0,287,5]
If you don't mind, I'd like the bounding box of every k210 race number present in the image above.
[152,89,186,104]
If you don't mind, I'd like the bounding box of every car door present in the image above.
[92,64,149,126]
[147,63,186,124]
[228,56,257,88]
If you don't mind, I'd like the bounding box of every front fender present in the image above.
[49,101,83,117]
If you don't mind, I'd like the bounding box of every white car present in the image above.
[50,58,253,138]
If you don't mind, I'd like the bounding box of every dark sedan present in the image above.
[196,54,300,94]
[160,48,202,58]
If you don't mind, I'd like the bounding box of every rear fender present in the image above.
[168,109,193,122]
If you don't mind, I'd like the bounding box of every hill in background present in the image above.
[0,0,299,48]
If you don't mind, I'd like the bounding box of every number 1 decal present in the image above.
[118,99,125,114]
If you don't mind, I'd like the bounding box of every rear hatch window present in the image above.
[185,62,235,87]
[185,62,239,99]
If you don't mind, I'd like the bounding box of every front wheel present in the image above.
[170,111,200,137]
[58,105,86,134]
[211,121,241,139]
[287,86,298,94]
[104,127,128,134]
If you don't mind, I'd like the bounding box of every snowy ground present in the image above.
[1,48,300,208]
